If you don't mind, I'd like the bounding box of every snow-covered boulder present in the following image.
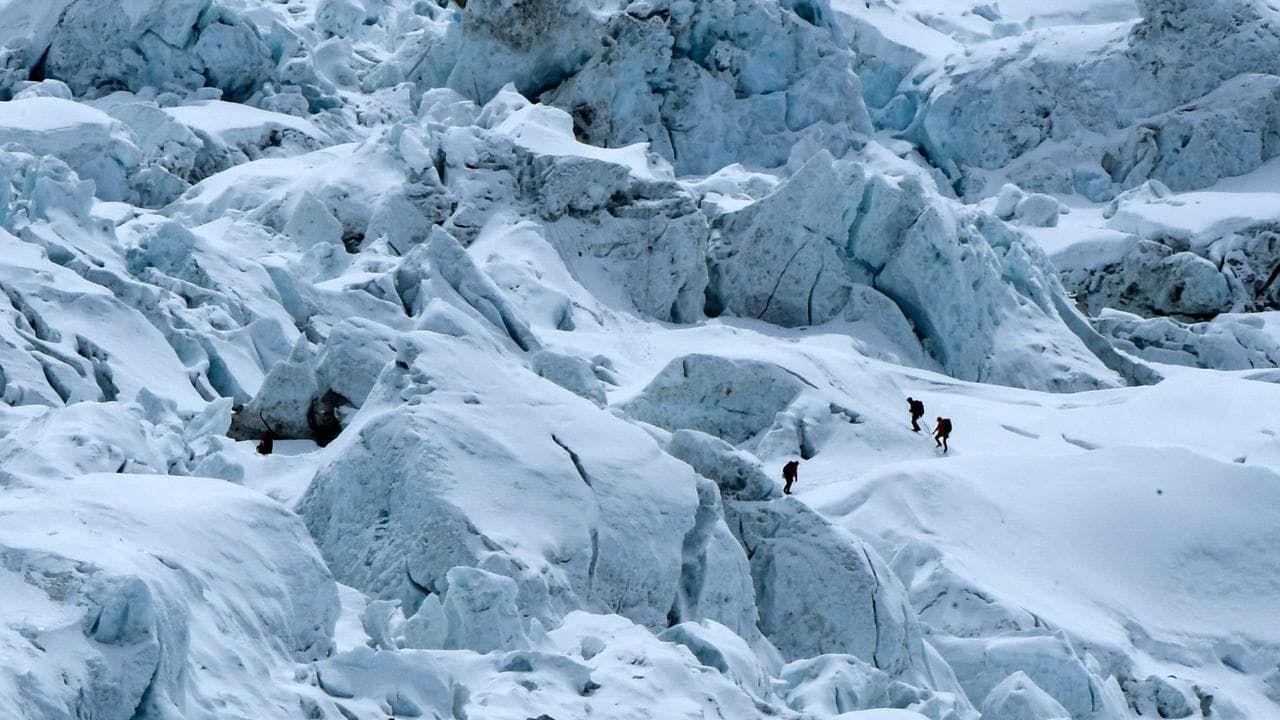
[666,429,780,501]
[238,340,321,439]
[932,634,1100,720]
[300,332,736,634]
[781,654,976,720]
[442,566,531,654]
[314,317,398,408]
[871,205,1121,390]
[707,152,861,326]
[0,474,339,720]
[530,349,608,406]
[316,0,368,38]
[1012,193,1061,228]
[914,0,1280,196]
[0,98,140,201]
[162,100,332,182]
[10,78,74,100]
[400,595,448,651]
[703,150,1121,390]
[724,496,921,671]
[403,0,872,175]
[488,98,710,323]
[782,654,896,715]
[42,0,274,101]
[1063,240,1232,318]
[979,671,1071,720]
[1095,310,1280,369]
[1121,675,1199,719]
[658,620,777,700]
[620,354,808,444]
[285,191,346,249]
[1102,74,1280,192]
[992,184,1025,220]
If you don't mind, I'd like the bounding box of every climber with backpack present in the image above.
[256,410,279,455]
[934,417,952,453]
[907,396,925,432]
[782,459,800,495]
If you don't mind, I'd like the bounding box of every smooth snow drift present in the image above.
[0,0,1277,718]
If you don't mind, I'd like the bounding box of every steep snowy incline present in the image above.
[0,0,1278,719]
[823,447,1280,652]
[811,446,1280,720]
[0,472,339,719]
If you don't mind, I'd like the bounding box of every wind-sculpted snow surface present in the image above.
[813,440,1280,720]
[0,471,338,720]
[1,0,1279,718]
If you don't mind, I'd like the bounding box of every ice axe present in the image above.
[258,409,279,436]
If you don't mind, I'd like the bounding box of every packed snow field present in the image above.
[0,0,1278,718]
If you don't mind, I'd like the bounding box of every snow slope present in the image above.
[0,0,1277,718]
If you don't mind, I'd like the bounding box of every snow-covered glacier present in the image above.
[1,0,1278,718]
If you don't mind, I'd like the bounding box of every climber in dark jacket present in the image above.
[934,417,952,452]
[256,410,277,455]
[907,397,925,432]
[782,459,799,495]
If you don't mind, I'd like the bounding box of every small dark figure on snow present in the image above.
[934,417,952,453]
[907,396,925,432]
[782,459,800,495]
[256,410,277,455]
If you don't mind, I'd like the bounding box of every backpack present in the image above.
[910,399,924,415]
[938,418,952,435]
[782,461,797,479]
